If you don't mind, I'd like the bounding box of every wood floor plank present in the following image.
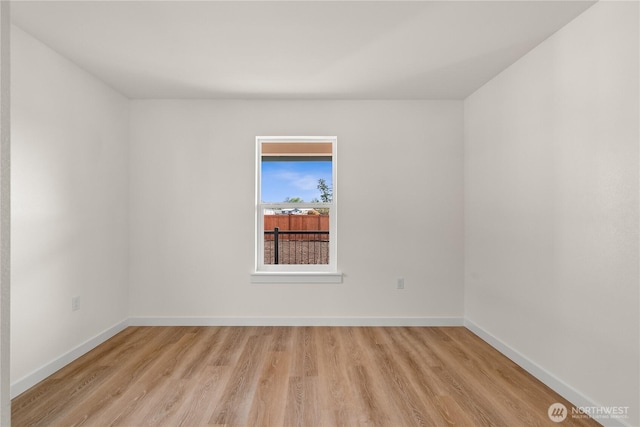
[10,326,143,425]
[349,362,395,427]
[173,365,232,427]
[439,328,548,426]
[437,395,481,427]
[208,331,271,426]
[12,327,184,427]
[315,327,355,427]
[12,326,603,427]
[172,326,222,380]
[245,347,291,427]
[382,327,456,425]
[78,328,201,426]
[371,329,446,426]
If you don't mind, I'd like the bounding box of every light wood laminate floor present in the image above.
[12,326,600,426]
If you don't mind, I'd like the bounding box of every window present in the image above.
[252,136,341,283]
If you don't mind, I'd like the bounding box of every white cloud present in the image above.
[275,171,318,191]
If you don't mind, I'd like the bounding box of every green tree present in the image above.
[284,196,304,203]
[317,178,332,203]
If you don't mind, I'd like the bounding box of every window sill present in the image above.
[251,272,343,284]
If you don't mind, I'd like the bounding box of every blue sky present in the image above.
[261,160,332,203]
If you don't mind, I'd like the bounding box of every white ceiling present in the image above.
[11,1,596,99]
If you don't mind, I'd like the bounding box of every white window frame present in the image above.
[251,136,341,283]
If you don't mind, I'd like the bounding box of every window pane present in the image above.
[263,208,330,265]
[261,159,332,203]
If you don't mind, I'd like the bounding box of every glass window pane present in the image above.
[261,159,332,204]
[263,208,330,265]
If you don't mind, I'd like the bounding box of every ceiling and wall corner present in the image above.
[10,0,596,100]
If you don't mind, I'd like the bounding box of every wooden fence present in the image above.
[264,215,329,240]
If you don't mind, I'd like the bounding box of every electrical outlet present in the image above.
[396,277,405,290]
[72,296,80,311]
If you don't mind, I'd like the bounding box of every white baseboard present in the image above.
[10,319,130,399]
[128,316,465,327]
[464,319,631,427]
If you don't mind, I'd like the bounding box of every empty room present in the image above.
[2,0,638,426]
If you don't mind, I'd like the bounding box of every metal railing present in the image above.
[264,227,329,265]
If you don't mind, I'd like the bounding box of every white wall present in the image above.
[464,2,639,425]
[129,100,464,322]
[11,1,638,421]
[0,2,10,422]
[11,26,129,386]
